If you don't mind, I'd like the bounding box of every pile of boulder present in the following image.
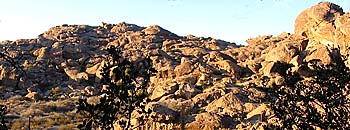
[0,2,349,129]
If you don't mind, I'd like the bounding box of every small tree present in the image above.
[265,52,350,129]
[77,46,154,130]
[0,47,27,88]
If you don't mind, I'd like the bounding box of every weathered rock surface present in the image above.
[295,2,350,64]
[0,2,349,129]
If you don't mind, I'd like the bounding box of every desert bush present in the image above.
[0,47,27,88]
[265,51,350,129]
[76,46,155,130]
[0,105,7,129]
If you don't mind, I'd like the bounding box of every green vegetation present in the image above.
[265,50,350,129]
[76,46,155,130]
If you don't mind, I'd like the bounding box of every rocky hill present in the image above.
[0,2,349,129]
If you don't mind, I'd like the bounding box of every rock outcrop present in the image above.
[0,2,349,129]
[295,2,350,64]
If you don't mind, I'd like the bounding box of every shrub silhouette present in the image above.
[0,105,7,129]
[266,51,350,129]
[0,48,26,88]
[77,46,155,130]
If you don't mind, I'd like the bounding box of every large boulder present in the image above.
[110,22,143,33]
[33,47,50,60]
[62,43,85,59]
[335,13,350,36]
[334,13,350,56]
[293,1,350,69]
[294,2,344,37]
[206,92,245,115]
[208,60,241,78]
[64,68,89,81]
[263,42,299,63]
[146,102,179,123]
[143,25,179,39]
[149,81,179,100]
[174,58,194,77]
[261,61,290,77]
[186,112,233,129]
[304,43,333,65]
[174,83,200,99]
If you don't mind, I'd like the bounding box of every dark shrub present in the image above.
[266,52,350,129]
[77,46,155,130]
[0,105,7,129]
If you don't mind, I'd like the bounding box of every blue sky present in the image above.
[0,0,349,44]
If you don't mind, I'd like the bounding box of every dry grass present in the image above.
[1,97,83,129]
[10,112,83,129]
[58,124,76,130]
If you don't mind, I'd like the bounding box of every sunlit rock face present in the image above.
[0,2,350,129]
[294,2,350,66]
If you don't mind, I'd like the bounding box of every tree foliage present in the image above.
[266,51,350,129]
[77,46,155,130]
[0,47,26,88]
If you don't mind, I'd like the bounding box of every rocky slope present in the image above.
[0,2,349,129]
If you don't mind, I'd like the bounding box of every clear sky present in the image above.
[0,0,349,44]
